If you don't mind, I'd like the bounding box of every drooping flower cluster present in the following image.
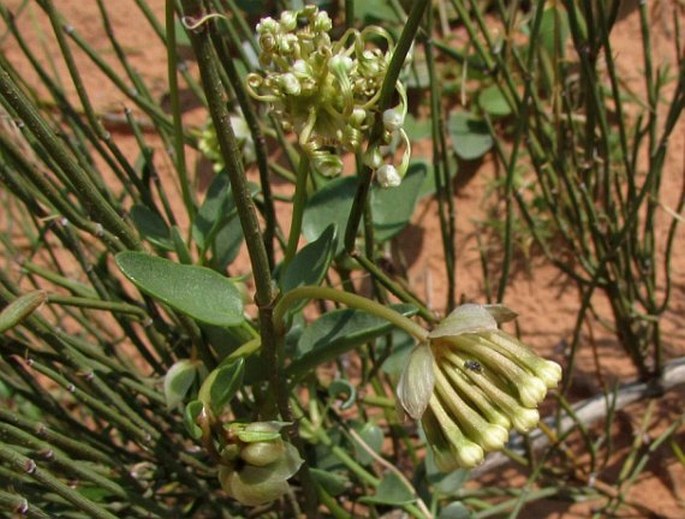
[218,421,303,506]
[246,6,410,185]
[397,304,562,470]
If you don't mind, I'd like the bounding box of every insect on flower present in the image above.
[463,359,483,373]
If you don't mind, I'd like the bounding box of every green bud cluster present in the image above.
[198,111,255,172]
[396,304,562,471]
[246,6,410,183]
[218,421,303,506]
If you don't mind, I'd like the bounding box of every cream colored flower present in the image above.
[246,6,410,183]
[396,304,561,470]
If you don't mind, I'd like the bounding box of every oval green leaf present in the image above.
[115,252,244,327]
[164,359,200,409]
[448,111,493,160]
[198,358,245,414]
[352,422,384,466]
[372,164,426,242]
[288,303,417,379]
[183,400,204,439]
[478,85,512,117]
[0,290,47,333]
[130,205,173,251]
[359,472,416,506]
[280,224,336,293]
[303,176,358,255]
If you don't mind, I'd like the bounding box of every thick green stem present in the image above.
[343,0,430,253]
[166,0,196,222]
[283,154,309,268]
[274,285,428,341]
[0,67,139,250]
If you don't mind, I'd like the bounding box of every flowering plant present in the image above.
[397,304,561,469]
[245,6,411,184]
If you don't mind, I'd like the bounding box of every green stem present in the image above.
[0,442,118,519]
[343,0,430,253]
[46,294,147,318]
[283,154,309,268]
[0,68,139,250]
[352,252,436,323]
[274,285,428,341]
[166,0,196,222]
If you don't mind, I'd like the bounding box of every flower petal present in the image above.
[396,343,435,420]
[429,304,497,339]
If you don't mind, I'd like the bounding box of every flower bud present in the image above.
[516,375,548,408]
[376,164,401,188]
[328,54,354,76]
[312,153,343,177]
[279,10,297,31]
[240,439,286,467]
[279,73,301,95]
[383,108,404,132]
[291,59,312,78]
[451,440,485,469]
[350,107,367,127]
[534,359,563,389]
[509,406,540,433]
[313,10,332,32]
[363,147,383,169]
[256,17,279,36]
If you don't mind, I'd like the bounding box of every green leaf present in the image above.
[353,0,400,24]
[192,172,234,254]
[0,290,46,333]
[164,359,200,409]
[288,304,418,378]
[228,421,289,443]
[280,224,336,293]
[309,468,349,496]
[360,472,416,506]
[130,205,173,250]
[539,5,570,58]
[115,252,244,327]
[198,358,244,414]
[371,164,426,242]
[303,176,357,255]
[170,225,193,265]
[439,502,473,519]
[404,114,432,142]
[380,329,415,378]
[174,18,191,49]
[448,111,493,160]
[352,422,384,466]
[210,217,244,272]
[478,85,512,117]
[184,400,204,439]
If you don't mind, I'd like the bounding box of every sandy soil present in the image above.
[1,0,683,517]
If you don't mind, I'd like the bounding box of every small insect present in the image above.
[463,359,483,373]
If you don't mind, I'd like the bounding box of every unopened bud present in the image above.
[279,11,297,31]
[383,108,404,131]
[517,375,547,408]
[240,439,285,467]
[279,73,301,95]
[376,164,401,188]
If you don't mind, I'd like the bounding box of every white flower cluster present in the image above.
[246,6,410,185]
